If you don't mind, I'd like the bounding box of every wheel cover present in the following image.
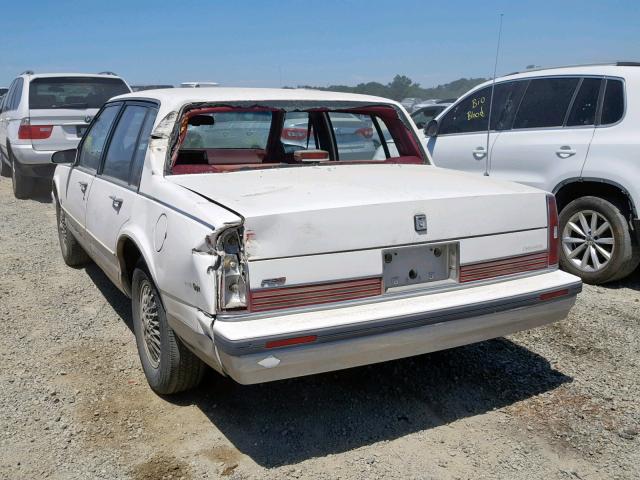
[139,281,161,368]
[562,209,615,273]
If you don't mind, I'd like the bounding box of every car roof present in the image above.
[110,87,402,113]
[20,72,125,80]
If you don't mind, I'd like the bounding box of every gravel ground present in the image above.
[1,176,639,480]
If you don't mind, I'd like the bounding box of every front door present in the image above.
[427,85,494,175]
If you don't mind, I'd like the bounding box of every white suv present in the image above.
[424,62,640,284]
[0,71,130,198]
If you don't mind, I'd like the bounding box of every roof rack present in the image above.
[20,70,34,75]
[504,61,640,77]
[97,71,118,76]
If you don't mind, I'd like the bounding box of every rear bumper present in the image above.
[210,269,580,384]
[11,144,56,178]
[219,296,575,384]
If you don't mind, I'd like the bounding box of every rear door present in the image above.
[28,76,130,151]
[85,102,157,284]
[64,103,121,244]
[489,77,600,191]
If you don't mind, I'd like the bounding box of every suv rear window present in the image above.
[29,77,130,110]
[600,79,624,125]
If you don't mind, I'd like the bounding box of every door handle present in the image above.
[472,146,486,160]
[78,181,88,193]
[109,195,123,210]
[556,146,577,158]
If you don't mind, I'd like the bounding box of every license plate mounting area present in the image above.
[382,242,458,291]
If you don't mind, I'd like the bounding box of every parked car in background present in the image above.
[0,71,131,198]
[411,100,453,129]
[180,82,219,88]
[424,62,640,284]
[51,88,580,394]
[131,85,174,91]
[400,97,423,111]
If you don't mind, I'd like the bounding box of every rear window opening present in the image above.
[170,105,424,174]
[29,77,130,110]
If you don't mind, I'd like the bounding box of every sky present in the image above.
[0,0,638,89]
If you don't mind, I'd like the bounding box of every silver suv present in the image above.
[425,62,640,284]
[0,71,130,198]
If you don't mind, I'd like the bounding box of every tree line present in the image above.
[292,75,487,101]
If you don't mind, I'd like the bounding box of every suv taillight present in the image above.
[18,118,53,140]
[547,194,559,267]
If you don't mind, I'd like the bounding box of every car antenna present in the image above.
[484,13,504,177]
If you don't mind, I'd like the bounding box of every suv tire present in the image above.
[55,199,90,267]
[132,263,205,395]
[0,151,10,177]
[9,149,33,199]
[559,196,640,284]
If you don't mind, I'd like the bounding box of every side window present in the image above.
[102,105,149,183]
[439,87,491,135]
[490,81,527,130]
[600,79,624,125]
[130,108,157,187]
[328,112,376,161]
[513,78,579,129]
[77,104,120,171]
[282,112,318,152]
[3,80,16,112]
[566,78,602,127]
[8,78,24,111]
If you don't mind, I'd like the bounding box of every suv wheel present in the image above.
[132,263,205,394]
[0,151,10,177]
[559,196,640,284]
[55,199,90,267]
[9,149,33,199]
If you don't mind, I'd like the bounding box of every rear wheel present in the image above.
[0,150,10,177]
[559,196,640,284]
[132,263,205,395]
[9,149,33,199]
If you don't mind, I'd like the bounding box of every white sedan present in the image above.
[51,88,581,394]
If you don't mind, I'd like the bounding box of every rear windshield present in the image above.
[172,105,424,174]
[29,77,130,109]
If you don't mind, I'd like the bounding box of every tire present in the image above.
[55,199,90,267]
[0,150,10,177]
[9,148,33,199]
[131,263,205,394]
[559,196,640,284]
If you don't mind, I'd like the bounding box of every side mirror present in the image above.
[424,119,439,137]
[52,148,77,164]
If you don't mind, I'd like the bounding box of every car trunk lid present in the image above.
[168,164,549,261]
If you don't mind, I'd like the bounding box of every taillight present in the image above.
[211,229,248,311]
[281,127,308,141]
[547,194,559,267]
[18,118,53,140]
[355,127,374,139]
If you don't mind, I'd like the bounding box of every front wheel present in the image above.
[131,264,205,395]
[559,196,640,284]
